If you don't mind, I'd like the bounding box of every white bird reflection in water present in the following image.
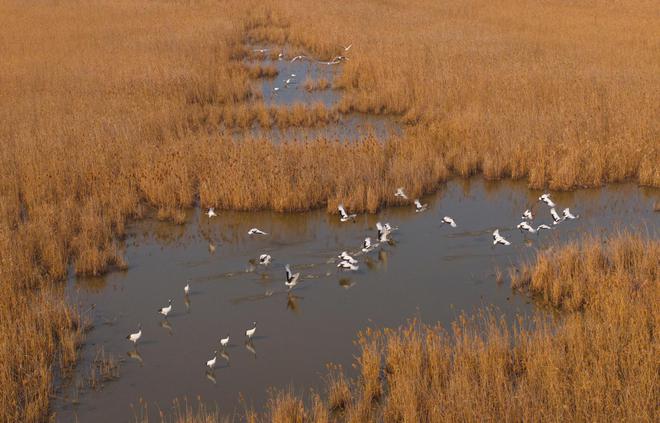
[126,349,143,366]
[245,340,257,359]
[220,350,230,365]
[339,278,356,290]
[286,292,303,313]
[184,294,191,313]
[159,319,173,336]
[205,370,217,385]
[365,249,390,271]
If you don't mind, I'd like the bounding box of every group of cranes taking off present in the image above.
[251,44,352,96]
[127,185,578,374]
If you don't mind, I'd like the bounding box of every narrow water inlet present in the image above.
[54,179,658,421]
[226,46,402,142]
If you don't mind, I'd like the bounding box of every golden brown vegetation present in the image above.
[216,102,342,130]
[511,233,658,311]
[0,283,82,423]
[304,77,331,92]
[152,234,658,422]
[245,0,659,189]
[246,64,279,79]
[1,0,658,421]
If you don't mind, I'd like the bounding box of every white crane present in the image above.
[395,187,408,199]
[245,321,257,339]
[206,351,217,370]
[550,208,564,225]
[376,222,390,243]
[362,237,374,252]
[220,334,230,348]
[517,221,537,234]
[539,193,556,208]
[441,216,457,227]
[338,204,357,222]
[157,299,173,318]
[126,324,142,345]
[414,199,428,213]
[563,208,579,220]
[338,251,358,265]
[285,264,300,290]
[493,229,511,246]
[337,261,359,271]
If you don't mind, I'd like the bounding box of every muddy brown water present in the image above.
[55,179,658,421]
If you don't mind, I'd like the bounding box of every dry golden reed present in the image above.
[511,233,659,311]
[244,0,659,190]
[0,0,658,421]
[246,64,279,79]
[304,77,331,92]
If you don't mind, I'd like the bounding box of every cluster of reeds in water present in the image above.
[0,0,658,421]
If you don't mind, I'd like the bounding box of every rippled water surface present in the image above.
[55,179,658,421]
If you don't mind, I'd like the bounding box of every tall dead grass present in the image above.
[244,0,660,189]
[0,0,658,420]
[0,281,83,422]
[511,233,659,311]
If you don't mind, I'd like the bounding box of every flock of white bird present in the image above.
[126,187,578,373]
[252,44,351,96]
[125,42,357,370]
[396,187,577,246]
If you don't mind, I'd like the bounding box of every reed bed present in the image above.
[0,283,83,422]
[244,0,660,189]
[246,64,279,79]
[0,0,658,421]
[304,77,331,92]
[150,234,656,422]
[511,233,659,311]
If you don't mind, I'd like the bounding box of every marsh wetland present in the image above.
[55,180,658,421]
[1,1,658,422]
